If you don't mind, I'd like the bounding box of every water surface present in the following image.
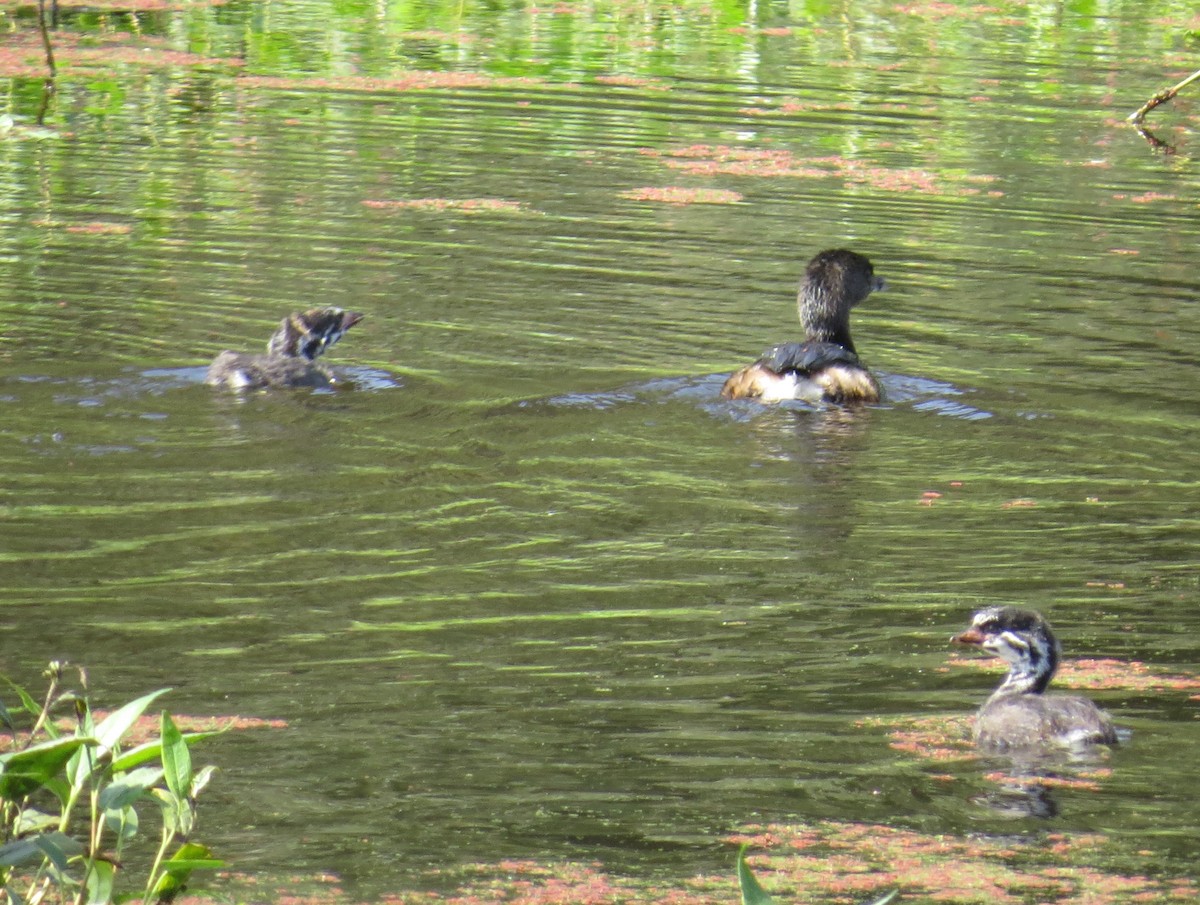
[2,0,1198,897]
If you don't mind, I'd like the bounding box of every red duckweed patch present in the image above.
[239,72,543,93]
[0,32,241,76]
[397,30,475,44]
[426,859,644,905]
[738,100,855,116]
[0,712,286,754]
[891,2,1017,21]
[1122,192,1178,203]
[982,769,1112,792]
[593,74,670,90]
[172,818,1198,905]
[97,712,287,746]
[639,145,1000,197]
[619,186,743,205]
[1060,659,1200,693]
[62,222,133,235]
[729,821,1197,905]
[527,2,585,16]
[727,26,796,36]
[194,869,344,905]
[1000,497,1037,508]
[362,198,533,214]
[859,713,976,761]
[32,0,228,7]
[947,654,1200,693]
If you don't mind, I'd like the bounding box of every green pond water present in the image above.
[1,0,1198,898]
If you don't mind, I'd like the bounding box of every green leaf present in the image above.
[42,775,72,808]
[173,798,195,838]
[0,832,85,869]
[84,858,115,905]
[155,856,224,871]
[152,843,222,902]
[159,713,191,801]
[737,845,775,905]
[172,843,217,859]
[190,765,216,800]
[103,798,139,842]
[98,766,163,811]
[33,833,80,874]
[67,704,99,790]
[0,837,47,869]
[109,730,221,774]
[0,736,95,799]
[3,678,42,719]
[12,806,58,835]
[93,689,172,753]
[150,787,190,836]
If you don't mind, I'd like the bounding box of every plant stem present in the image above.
[28,670,60,740]
[143,825,176,905]
[35,0,57,78]
[72,785,108,905]
[34,0,57,126]
[1128,67,1200,124]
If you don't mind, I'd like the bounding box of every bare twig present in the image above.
[34,0,57,125]
[35,0,57,78]
[1127,67,1200,125]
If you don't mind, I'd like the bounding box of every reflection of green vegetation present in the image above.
[230,0,1200,83]
[8,0,1200,83]
[5,0,1197,205]
[5,0,1199,131]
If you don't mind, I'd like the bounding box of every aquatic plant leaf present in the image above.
[110,730,222,774]
[34,831,79,874]
[0,736,95,799]
[150,787,180,829]
[97,766,163,811]
[103,797,140,842]
[12,807,57,835]
[92,689,172,753]
[737,845,774,905]
[160,712,191,800]
[84,858,114,905]
[0,832,83,869]
[2,678,42,721]
[42,776,71,808]
[190,764,216,798]
[152,842,223,902]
